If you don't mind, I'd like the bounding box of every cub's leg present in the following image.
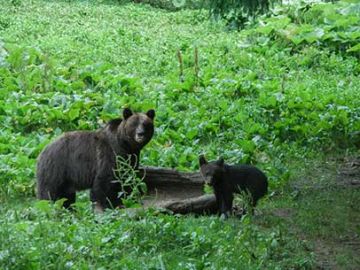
[223,193,234,218]
[216,190,232,219]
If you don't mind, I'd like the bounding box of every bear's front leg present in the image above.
[218,196,230,219]
[90,180,108,214]
[214,189,226,217]
[223,193,233,218]
[217,191,233,219]
[91,171,119,213]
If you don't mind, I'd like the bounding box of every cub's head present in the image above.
[199,155,225,186]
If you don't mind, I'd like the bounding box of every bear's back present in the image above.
[37,130,108,191]
[226,164,268,197]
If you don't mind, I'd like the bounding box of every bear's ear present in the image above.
[146,109,155,120]
[217,158,224,167]
[123,108,133,120]
[107,118,122,131]
[199,155,207,166]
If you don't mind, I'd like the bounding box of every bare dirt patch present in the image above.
[298,155,360,269]
[337,156,360,187]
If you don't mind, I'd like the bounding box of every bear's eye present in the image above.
[130,120,139,127]
[143,122,153,129]
[143,123,153,131]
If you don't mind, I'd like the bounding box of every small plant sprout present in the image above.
[233,189,255,217]
[112,154,147,208]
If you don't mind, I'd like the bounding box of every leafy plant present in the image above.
[113,155,147,207]
[209,0,278,28]
[252,1,360,55]
[233,189,255,216]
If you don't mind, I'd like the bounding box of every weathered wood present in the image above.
[139,166,218,215]
[156,194,217,215]
[141,166,204,186]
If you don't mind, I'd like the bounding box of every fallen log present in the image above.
[156,194,217,215]
[139,166,218,215]
[141,166,204,186]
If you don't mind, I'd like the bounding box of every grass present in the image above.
[0,0,359,268]
[0,197,313,269]
[262,154,360,269]
[1,153,359,269]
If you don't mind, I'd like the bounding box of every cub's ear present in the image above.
[146,109,155,120]
[217,158,224,166]
[123,108,133,120]
[199,155,207,166]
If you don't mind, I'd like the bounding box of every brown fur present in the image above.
[36,108,155,211]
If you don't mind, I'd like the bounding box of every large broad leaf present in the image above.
[257,24,274,35]
[289,36,304,45]
[237,139,256,153]
[279,24,302,45]
[340,2,360,16]
[304,28,325,43]
[347,43,360,52]
[172,0,186,8]
[68,108,80,121]
[186,129,198,140]
[34,200,51,214]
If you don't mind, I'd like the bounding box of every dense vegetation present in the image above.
[0,0,359,268]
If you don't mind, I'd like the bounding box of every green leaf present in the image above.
[172,0,186,8]
[237,139,256,153]
[347,43,360,52]
[34,200,51,213]
[68,108,80,121]
[186,129,198,140]
[304,28,325,43]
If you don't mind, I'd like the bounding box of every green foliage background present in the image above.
[0,0,359,198]
[0,0,359,268]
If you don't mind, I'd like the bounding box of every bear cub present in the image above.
[36,108,155,212]
[199,155,268,218]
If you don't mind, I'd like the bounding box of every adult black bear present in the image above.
[199,155,268,218]
[37,108,155,212]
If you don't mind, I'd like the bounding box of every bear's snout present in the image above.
[202,176,213,185]
[135,132,146,143]
[135,125,147,143]
[131,113,154,144]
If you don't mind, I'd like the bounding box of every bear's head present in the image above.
[106,108,155,150]
[120,108,155,148]
[199,155,225,186]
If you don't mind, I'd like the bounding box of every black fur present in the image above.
[199,155,268,218]
[36,108,155,211]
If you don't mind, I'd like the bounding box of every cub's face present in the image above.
[199,155,224,186]
[122,108,155,146]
